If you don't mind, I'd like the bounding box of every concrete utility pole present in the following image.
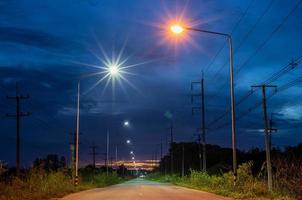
[181,143,185,177]
[160,136,163,173]
[6,83,30,176]
[115,145,118,170]
[106,128,110,175]
[195,130,202,171]
[201,78,206,172]
[251,85,277,192]
[89,143,98,169]
[269,113,277,151]
[68,132,75,179]
[169,123,174,174]
[191,76,206,172]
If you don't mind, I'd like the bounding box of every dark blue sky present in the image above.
[1,0,302,167]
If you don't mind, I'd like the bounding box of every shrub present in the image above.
[273,157,302,199]
[148,162,296,200]
[0,168,74,200]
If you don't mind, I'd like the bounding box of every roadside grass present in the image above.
[0,168,126,200]
[148,162,296,200]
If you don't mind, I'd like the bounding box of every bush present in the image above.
[148,162,296,200]
[81,172,123,187]
[273,157,302,199]
[0,168,126,200]
[0,168,74,200]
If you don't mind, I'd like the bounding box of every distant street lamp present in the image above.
[169,23,238,181]
[126,139,131,144]
[115,120,131,170]
[124,120,130,127]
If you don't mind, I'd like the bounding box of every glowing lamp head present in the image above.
[170,24,184,34]
[108,64,120,76]
[124,121,129,127]
[126,139,131,144]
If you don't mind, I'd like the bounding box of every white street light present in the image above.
[124,120,130,127]
[107,64,120,77]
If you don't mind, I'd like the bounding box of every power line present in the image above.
[205,0,255,74]
[210,0,275,81]
[209,0,301,100]
[208,55,302,128]
[213,74,302,130]
[234,0,302,76]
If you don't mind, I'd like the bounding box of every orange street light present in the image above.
[170,24,184,34]
[168,23,238,184]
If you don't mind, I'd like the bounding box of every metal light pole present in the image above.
[74,59,126,184]
[75,81,80,185]
[171,25,237,181]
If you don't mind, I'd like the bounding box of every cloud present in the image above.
[0,27,69,50]
[278,105,302,121]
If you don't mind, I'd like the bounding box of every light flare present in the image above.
[170,24,184,34]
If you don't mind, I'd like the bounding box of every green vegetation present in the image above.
[0,167,126,200]
[148,162,298,200]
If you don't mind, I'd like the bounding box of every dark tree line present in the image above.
[158,142,302,175]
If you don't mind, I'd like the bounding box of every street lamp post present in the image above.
[74,81,80,186]
[74,64,122,185]
[114,120,130,171]
[170,25,237,181]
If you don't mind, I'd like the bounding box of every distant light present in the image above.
[108,64,120,76]
[130,151,134,154]
[170,24,184,34]
[124,121,129,127]
[132,157,135,160]
[126,140,131,144]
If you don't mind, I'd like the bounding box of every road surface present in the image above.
[60,178,232,200]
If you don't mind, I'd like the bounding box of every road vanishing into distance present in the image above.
[60,178,232,200]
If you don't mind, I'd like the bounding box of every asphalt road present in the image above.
[60,178,232,200]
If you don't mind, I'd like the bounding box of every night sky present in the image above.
[1,0,302,167]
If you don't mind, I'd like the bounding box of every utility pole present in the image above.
[169,123,174,174]
[115,145,118,170]
[182,143,185,177]
[155,149,158,169]
[68,132,75,180]
[191,76,206,172]
[269,113,277,151]
[6,83,30,176]
[160,136,163,173]
[106,128,110,176]
[89,143,98,169]
[195,130,202,171]
[251,85,277,192]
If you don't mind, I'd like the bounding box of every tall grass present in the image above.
[0,168,74,200]
[273,157,302,199]
[0,168,125,200]
[148,162,296,200]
